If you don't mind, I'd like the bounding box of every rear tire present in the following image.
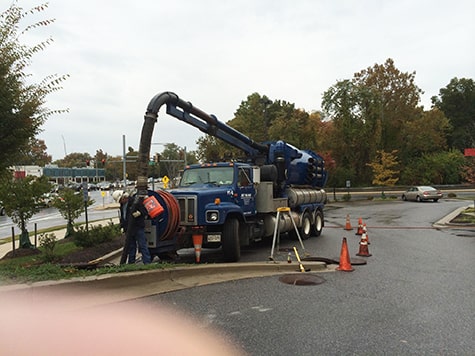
[416,196,421,202]
[222,217,240,262]
[289,211,312,240]
[311,210,324,237]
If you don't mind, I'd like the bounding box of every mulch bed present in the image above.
[58,235,125,264]
[1,235,125,264]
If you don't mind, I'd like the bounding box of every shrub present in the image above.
[39,232,58,262]
[73,221,120,248]
[342,193,351,201]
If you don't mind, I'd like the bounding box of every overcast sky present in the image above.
[11,0,475,161]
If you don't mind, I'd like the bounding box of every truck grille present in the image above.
[177,196,197,225]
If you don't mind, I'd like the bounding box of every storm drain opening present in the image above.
[279,274,326,286]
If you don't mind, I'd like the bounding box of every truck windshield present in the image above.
[180,167,234,187]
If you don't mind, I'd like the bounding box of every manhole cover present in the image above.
[279,274,326,286]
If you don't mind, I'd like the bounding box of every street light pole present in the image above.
[122,134,127,189]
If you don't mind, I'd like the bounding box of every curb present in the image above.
[433,205,473,228]
[0,261,329,307]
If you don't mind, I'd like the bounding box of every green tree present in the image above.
[95,149,108,169]
[401,150,465,185]
[269,109,324,151]
[322,80,371,185]
[0,175,51,248]
[366,150,400,197]
[230,93,275,143]
[353,58,423,154]
[432,77,475,150]
[53,152,93,168]
[19,138,52,166]
[401,108,451,161]
[104,154,124,182]
[0,2,68,176]
[196,92,326,163]
[196,135,233,163]
[184,150,199,165]
[322,59,425,186]
[159,143,187,185]
[125,146,139,180]
[52,188,93,238]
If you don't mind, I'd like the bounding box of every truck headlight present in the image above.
[206,211,219,222]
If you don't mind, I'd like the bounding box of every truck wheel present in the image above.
[311,210,324,237]
[222,217,240,262]
[289,211,312,240]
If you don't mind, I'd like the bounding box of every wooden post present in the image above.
[11,227,15,256]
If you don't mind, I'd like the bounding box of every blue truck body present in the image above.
[130,92,328,262]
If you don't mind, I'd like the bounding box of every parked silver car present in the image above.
[402,186,443,202]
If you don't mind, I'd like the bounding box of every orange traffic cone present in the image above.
[362,224,370,244]
[344,214,353,231]
[192,234,203,263]
[336,237,354,272]
[355,217,364,235]
[356,232,372,257]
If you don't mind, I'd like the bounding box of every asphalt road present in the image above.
[0,190,118,240]
[138,199,475,355]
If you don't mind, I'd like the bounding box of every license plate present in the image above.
[207,234,221,242]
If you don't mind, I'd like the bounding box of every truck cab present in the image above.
[169,162,257,261]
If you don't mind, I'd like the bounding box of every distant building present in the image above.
[11,165,43,179]
[10,165,105,185]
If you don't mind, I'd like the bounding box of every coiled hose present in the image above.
[155,189,180,241]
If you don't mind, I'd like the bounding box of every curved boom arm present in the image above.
[136,91,268,191]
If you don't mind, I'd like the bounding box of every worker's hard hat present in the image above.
[112,190,123,202]
[112,190,129,202]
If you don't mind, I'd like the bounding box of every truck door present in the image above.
[236,167,256,216]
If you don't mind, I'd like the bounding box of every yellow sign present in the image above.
[101,191,106,197]
[162,176,169,189]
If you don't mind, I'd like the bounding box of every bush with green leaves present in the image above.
[53,188,94,238]
[39,232,58,262]
[0,175,52,248]
[342,193,351,201]
[73,221,120,248]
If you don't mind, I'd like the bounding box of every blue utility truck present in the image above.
[124,92,328,263]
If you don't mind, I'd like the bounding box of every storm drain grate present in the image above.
[279,274,326,286]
